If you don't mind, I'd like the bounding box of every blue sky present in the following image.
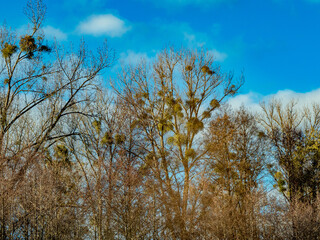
[1,0,320,103]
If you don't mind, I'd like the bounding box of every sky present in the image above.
[1,0,320,107]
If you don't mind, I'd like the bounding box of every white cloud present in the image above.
[184,33,196,42]
[78,14,130,37]
[183,32,228,62]
[119,50,154,65]
[228,88,320,113]
[183,32,206,47]
[15,25,67,41]
[208,49,228,62]
[42,26,67,41]
[228,92,261,112]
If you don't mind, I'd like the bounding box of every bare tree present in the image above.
[202,107,266,239]
[113,48,243,239]
[0,1,113,238]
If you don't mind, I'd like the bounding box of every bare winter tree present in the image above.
[0,0,113,238]
[201,107,266,239]
[113,48,243,239]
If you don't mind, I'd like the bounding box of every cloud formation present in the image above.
[42,26,67,41]
[228,88,320,112]
[78,14,130,37]
[208,49,228,62]
[183,32,228,62]
[119,50,154,65]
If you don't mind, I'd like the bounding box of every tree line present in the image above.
[0,1,320,239]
